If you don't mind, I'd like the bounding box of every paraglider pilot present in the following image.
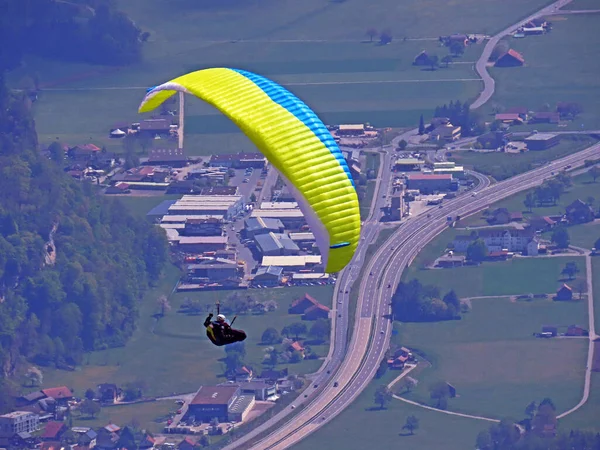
[204,313,247,347]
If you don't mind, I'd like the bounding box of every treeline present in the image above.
[391,279,464,322]
[1,0,145,70]
[476,398,600,450]
[433,100,486,137]
[0,76,169,410]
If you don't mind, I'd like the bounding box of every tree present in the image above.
[466,239,488,262]
[25,366,43,386]
[366,28,378,42]
[373,385,393,409]
[199,435,210,447]
[524,192,536,212]
[590,166,600,183]
[379,29,392,45]
[261,328,281,345]
[561,261,580,280]
[122,380,145,401]
[249,193,257,203]
[449,41,465,57]
[552,227,570,249]
[85,388,96,401]
[402,415,419,435]
[266,348,279,368]
[80,399,101,418]
[429,381,450,409]
[48,141,64,164]
[586,196,595,207]
[290,350,303,363]
[574,279,586,299]
[397,139,408,150]
[401,376,417,393]
[525,401,537,419]
[441,55,452,68]
[442,290,460,310]
[157,295,171,317]
[309,319,330,342]
[288,322,307,340]
[428,54,439,71]
[418,115,425,135]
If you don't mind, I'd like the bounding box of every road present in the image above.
[247,141,600,450]
[470,0,574,110]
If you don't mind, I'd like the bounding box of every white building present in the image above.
[453,229,539,255]
[0,412,40,438]
[168,195,244,219]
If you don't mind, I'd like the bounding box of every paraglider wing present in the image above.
[139,68,360,273]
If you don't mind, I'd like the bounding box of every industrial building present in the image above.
[394,158,425,171]
[0,412,40,438]
[177,236,228,253]
[259,202,298,210]
[161,214,224,224]
[406,174,453,193]
[261,255,322,271]
[209,152,266,169]
[183,218,223,236]
[255,232,300,256]
[244,217,285,238]
[168,195,244,219]
[291,273,330,283]
[429,123,462,142]
[432,161,464,178]
[524,133,560,151]
[252,266,284,286]
[250,209,306,229]
[389,195,403,221]
[186,386,254,423]
[288,232,316,250]
[186,259,239,282]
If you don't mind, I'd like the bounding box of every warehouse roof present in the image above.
[261,255,321,266]
[178,236,227,245]
[408,174,452,180]
[245,217,284,233]
[191,386,239,405]
[255,232,299,253]
[251,209,304,218]
[524,133,558,141]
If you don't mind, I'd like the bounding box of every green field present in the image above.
[566,221,600,249]
[405,254,586,298]
[41,265,334,397]
[8,0,561,155]
[461,170,600,227]
[450,135,598,181]
[293,370,489,450]
[486,13,600,129]
[110,194,181,217]
[72,400,175,434]
[562,0,600,10]
[395,297,588,418]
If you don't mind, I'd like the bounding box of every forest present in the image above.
[0,73,168,411]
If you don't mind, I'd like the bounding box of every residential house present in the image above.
[494,49,525,67]
[566,199,594,224]
[41,386,73,405]
[289,293,319,314]
[555,284,573,301]
[289,341,306,358]
[178,437,196,450]
[303,303,330,321]
[488,208,523,224]
[566,325,588,337]
[528,215,557,232]
[0,411,40,438]
[16,391,45,407]
[505,107,529,120]
[530,112,560,124]
[10,431,38,448]
[453,229,538,255]
[477,131,512,149]
[95,427,120,450]
[97,384,122,404]
[234,381,277,401]
[387,347,413,369]
[71,427,97,447]
[436,254,466,268]
[41,422,67,441]
[495,113,524,125]
[487,251,509,261]
[413,51,431,66]
[429,123,461,142]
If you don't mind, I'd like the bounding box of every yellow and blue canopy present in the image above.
[139,68,361,273]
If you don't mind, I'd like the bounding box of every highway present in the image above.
[246,141,600,450]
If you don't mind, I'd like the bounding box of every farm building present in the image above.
[494,49,525,67]
[524,133,559,150]
[555,284,573,301]
[145,148,188,167]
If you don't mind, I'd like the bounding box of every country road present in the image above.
[470,0,574,110]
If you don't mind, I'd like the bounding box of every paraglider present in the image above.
[204,301,247,347]
[138,68,361,273]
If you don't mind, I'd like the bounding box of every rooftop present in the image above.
[191,386,239,405]
[255,232,300,253]
[245,217,284,232]
[42,386,73,399]
[262,255,322,266]
[255,265,284,278]
[178,236,228,245]
[0,411,35,419]
[259,202,299,210]
[395,158,424,165]
[525,133,559,141]
[251,209,305,218]
[228,394,254,414]
[408,174,452,181]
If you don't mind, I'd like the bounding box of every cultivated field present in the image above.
[396,297,588,418]
[405,255,586,299]
[41,265,334,397]
[486,13,600,130]
[563,221,600,250]
[8,0,559,155]
[449,135,598,181]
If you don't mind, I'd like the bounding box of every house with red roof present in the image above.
[495,49,525,67]
[41,386,73,405]
[178,436,196,450]
[302,303,330,321]
[42,421,67,441]
[40,442,62,450]
[288,293,319,314]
